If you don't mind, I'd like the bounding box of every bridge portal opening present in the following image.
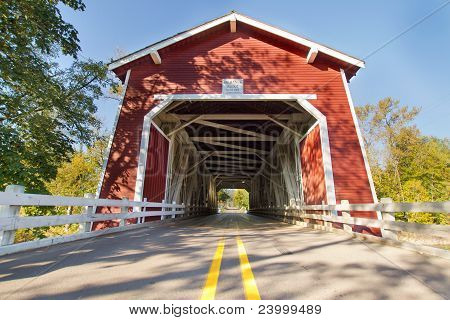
[142,98,325,214]
[217,188,249,213]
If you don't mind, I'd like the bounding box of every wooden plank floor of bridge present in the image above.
[0,213,449,299]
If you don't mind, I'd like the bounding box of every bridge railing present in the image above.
[0,185,209,256]
[249,199,450,259]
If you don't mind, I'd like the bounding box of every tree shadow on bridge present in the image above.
[235,226,449,299]
[0,219,223,299]
[0,215,448,299]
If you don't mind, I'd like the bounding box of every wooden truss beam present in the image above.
[199,150,257,155]
[207,169,259,174]
[206,160,259,166]
[254,153,277,170]
[207,154,260,162]
[195,140,269,155]
[167,115,203,137]
[283,101,306,113]
[191,136,277,142]
[266,115,303,137]
[186,151,216,176]
[171,114,293,121]
[206,164,260,171]
[205,160,260,166]
[195,120,276,140]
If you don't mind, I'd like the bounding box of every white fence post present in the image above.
[78,193,95,233]
[322,200,332,230]
[140,197,147,224]
[341,200,352,233]
[161,199,166,220]
[380,197,398,240]
[119,197,128,227]
[0,185,25,246]
[172,201,176,219]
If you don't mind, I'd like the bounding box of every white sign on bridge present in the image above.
[222,79,243,94]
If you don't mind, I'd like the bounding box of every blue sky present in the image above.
[60,0,450,138]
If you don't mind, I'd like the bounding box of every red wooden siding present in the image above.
[299,125,379,235]
[142,125,169,221]
[100,21,376,221]
[299,126,327,205]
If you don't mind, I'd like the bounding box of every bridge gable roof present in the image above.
[109,11,364,80]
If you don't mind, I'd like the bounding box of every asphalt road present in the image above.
[0,213,449,299]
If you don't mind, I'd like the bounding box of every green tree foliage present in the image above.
[233,189,249,210]
[356,98,449,224]
[217,189,231,212]
[15,138,108,242]
[46,138,107,197]
[0,0,114,193]
[217,189,231,203]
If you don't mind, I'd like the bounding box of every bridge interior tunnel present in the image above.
[147,99,320,212]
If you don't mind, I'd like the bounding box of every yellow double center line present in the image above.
[200,239,225,300]
[236,236,261,300]
[200,237,260,300]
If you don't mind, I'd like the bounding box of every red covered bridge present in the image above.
[1,12,449,300]
[97,11,377,230]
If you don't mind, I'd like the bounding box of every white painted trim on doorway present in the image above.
[133,93,332,206]
[154,93,317,101]
[134,98,173,202]
[340,69,380,216]
[298,99,337,207]
[134,94,330,204]
[134,94,317,201]
[164,131,174,208]
[151,120,170,140]
[150,119,172,208]
[134,120,171,203]
[95,69,131,199]
[298,121,319,144]
[293,134,304,204]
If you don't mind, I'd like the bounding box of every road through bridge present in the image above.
[1,212,449,300]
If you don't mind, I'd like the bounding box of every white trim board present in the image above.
[340,69,380,213]
[151,120,170,140]
[154,93,317,101]
[95,69,131,199]
[133,93,337,207]
[134,120,171,203]
[149,94,316,126]
[298,121,319,144]
[108,12,364,71]
[297,99,337,207]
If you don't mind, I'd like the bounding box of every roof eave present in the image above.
[108,12,365,72]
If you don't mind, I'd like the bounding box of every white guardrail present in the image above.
[0,185,209,256]
[250,198,450,259]
[0,185,449,258]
